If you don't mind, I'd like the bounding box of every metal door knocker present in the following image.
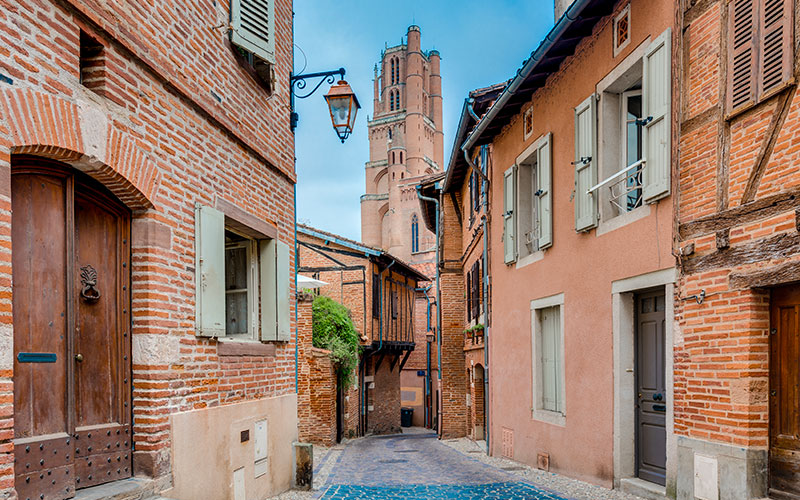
[80,265,101,303]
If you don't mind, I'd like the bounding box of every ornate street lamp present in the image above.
[324,80,360,143]
[290,67,360,143]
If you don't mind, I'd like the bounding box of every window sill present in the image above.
[596,203,651,237]
[218,339,277,357]
[514,249,545,270]
[532,408,566,427]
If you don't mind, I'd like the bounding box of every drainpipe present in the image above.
[463,114,491,454]
[417,284,434,428]
[378,259,396,351]
[416,186,441,435]
[293,183,299,394]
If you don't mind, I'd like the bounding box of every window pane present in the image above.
[226,246,248,290]
[226,290,248,335]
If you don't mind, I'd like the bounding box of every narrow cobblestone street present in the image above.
[276,429,646,500]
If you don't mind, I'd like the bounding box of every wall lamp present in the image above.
[290,67,360,143]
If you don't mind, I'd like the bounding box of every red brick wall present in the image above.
[0,0,296,494]
[676,0,800,449]
[367,356,401,434]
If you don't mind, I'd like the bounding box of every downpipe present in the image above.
[416,185,441,436]
[416,284,434,429]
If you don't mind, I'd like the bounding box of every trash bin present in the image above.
[401,407,413,427]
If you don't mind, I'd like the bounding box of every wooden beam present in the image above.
[741,86,795,204]
[679,186,800,239]
[388,355,398,373]
[729,260,800,289]
[398,350,412,372]
[683,232,800,274]
[374,352,386,372]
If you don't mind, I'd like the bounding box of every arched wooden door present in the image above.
[12,158,132,500]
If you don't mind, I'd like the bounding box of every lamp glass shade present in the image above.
[324,80,360,142]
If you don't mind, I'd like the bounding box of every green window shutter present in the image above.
[503,166,517,264]
[259,239,277,341]
[574,95,597,232]
[230,0,276,64]
[540,307,558,412]
[536,133,553,250]
[195,204,226,337]
[276,241,291,341]
[643,28,672,203]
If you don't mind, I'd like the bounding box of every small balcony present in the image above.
[464,326,485,351]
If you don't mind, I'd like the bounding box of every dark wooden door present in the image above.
[769,285,800,499]
[636,291,667,486]
[12,160,131,500]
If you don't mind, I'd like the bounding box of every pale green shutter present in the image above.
[536,134,553,250]
[259,239,277,341]
[230,0,276,64]
[574,95,597,231]
[643,28,672,203]
[503,166,517,264]
[540,307,558,412]
[195,204,226,337]
[276,241,291,341]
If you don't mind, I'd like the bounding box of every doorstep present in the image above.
[73,477,171,500]
[619,477,667,500]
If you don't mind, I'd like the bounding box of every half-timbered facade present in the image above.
[676,1,800,498]
[1,0,297,498]
[297,225,428,436]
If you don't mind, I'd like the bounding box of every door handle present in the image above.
[75,353,84,362]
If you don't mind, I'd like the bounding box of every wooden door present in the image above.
[12,160,131,500]
[769,285,800,499]
[636,291,667,486]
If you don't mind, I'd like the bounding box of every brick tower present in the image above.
[360,25,443,270]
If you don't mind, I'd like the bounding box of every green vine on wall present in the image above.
[312,295,361,389]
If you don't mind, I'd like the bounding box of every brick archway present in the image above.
[1,88,160,210]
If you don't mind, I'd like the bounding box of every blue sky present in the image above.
[293,0,554,241]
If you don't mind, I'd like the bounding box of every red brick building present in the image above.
[675,1,800,499]
[297,225,429,436]
[1,0,298,498]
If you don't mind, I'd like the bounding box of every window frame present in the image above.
[530,293,566,426]
[224,233,259,340]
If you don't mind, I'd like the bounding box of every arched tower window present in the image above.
[394,91,400,111]
[390,58,399,85]
[399,151,403,163]
[411,215,419,253]
[389,90,396,111]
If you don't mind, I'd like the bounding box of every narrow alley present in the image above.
[279,430,646,500]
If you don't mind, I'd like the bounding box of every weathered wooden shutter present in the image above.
[503,166,517,263]
[259,239,277,341]
[372,273,380,319]
[728,0,757,111]
[643,28,672,203]
[536,133,553,249]
[276,241,291,341]
[574,96,597,232]
[195,204,226,337]
[474,260,481,320]
[466,269,472,321]
[230,0,276,64]
[759,0,793,97]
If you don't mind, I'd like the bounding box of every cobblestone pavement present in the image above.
[270,428,647,500]
[268,429,641,500]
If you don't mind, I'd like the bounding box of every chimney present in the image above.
[554,0,574,22]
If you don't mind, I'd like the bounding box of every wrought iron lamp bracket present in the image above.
[289,67,346,131]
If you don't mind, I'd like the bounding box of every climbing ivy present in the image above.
[312,295,361,389]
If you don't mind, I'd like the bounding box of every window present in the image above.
[80,31,106,96]
[728,0,793,113]
[372,273,380,319]
[466,259,482,323]
[389,90,396,111]
[503,133,552,264]
[531,294,565,424]
[229,0,276,90]
[195,204,290,341]
[584,28,672,229]
[225,231,256,337]
[613,4,631,56]
[523,107,534,139]
[394,91,401,111]
[411,215,419,253]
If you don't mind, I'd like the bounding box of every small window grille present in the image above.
[523,107,534,139]
[613,4,631,56]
